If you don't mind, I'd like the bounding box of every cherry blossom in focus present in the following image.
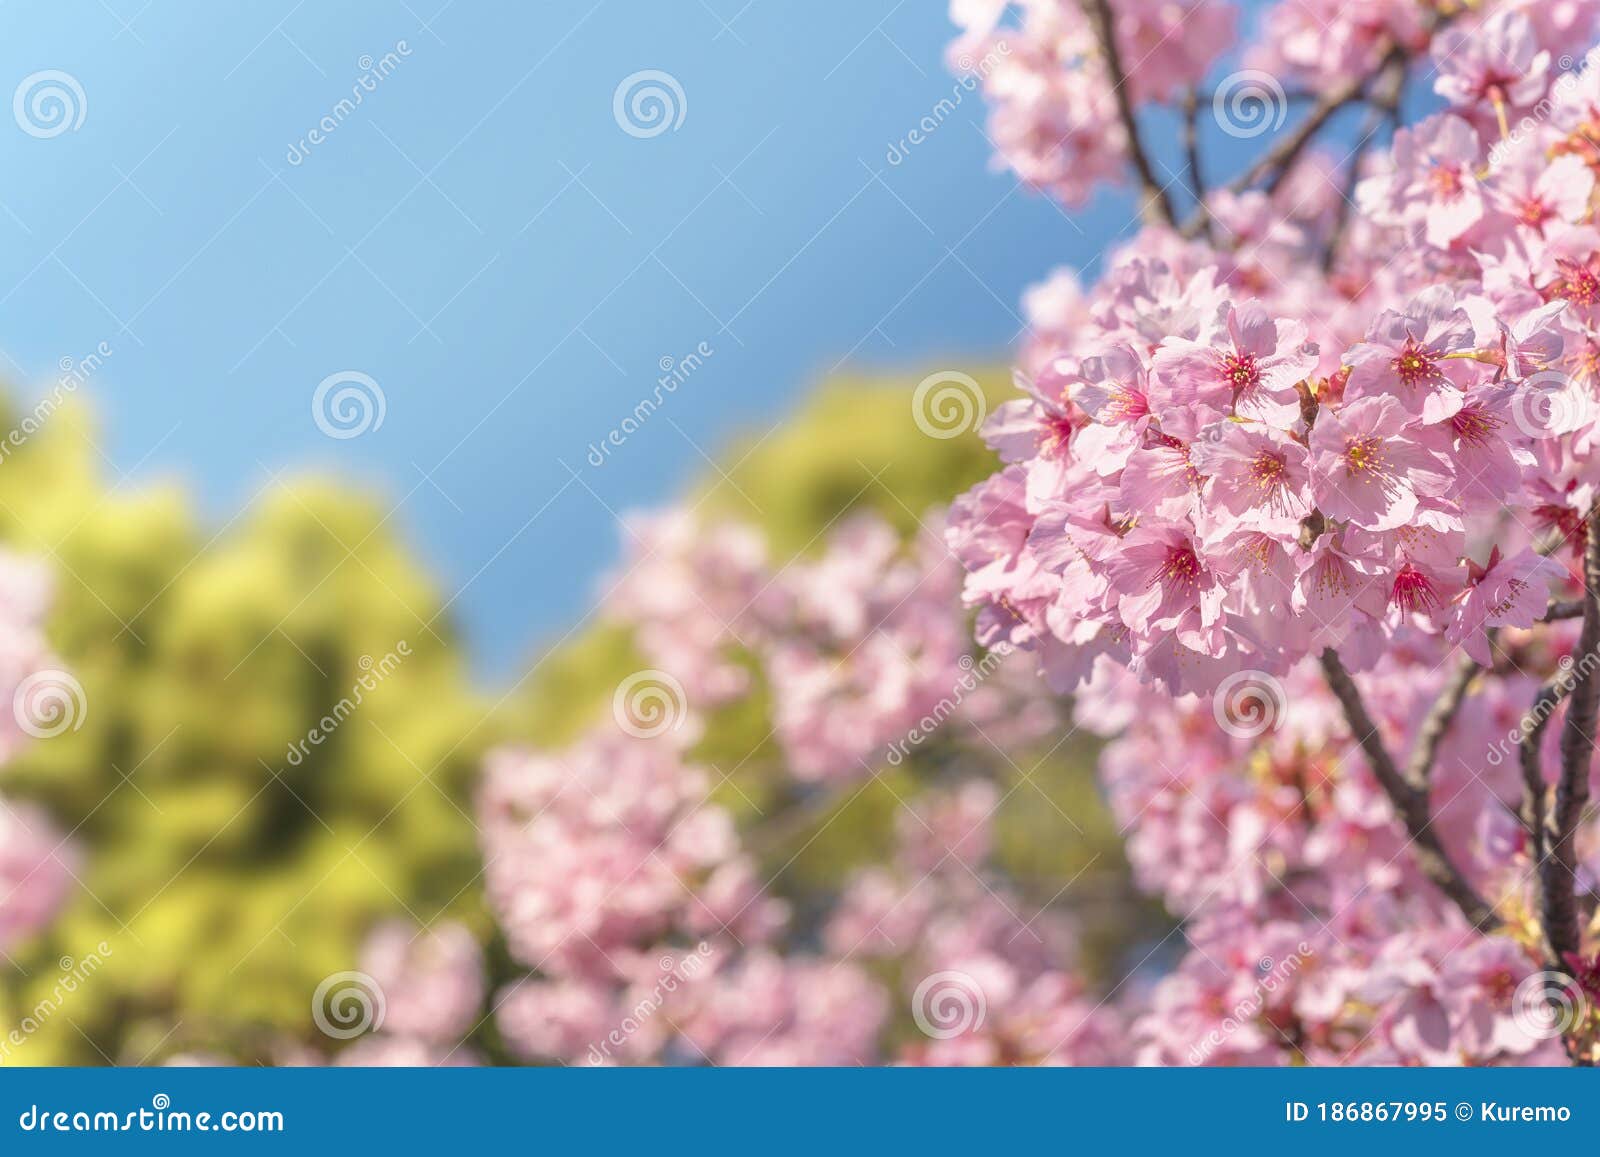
[944,0,1600,1065]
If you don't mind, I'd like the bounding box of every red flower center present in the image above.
[1518,197,1552,230]
[1546,257,1600,307]
[1222,351,1260,393]
[1393,341,1441,389]
[1450,406,1500,446]
[1250,451,1286,490]
[1158,546,1202,591]
[1481,967,1517,1006]
[1103,385,1148,425]
[1040,413,1075,455]
[1390,565,1439,613]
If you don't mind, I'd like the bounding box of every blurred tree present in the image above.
[508,366,1172,993]
[0,365,1168,1064]
[0,396,489,1064]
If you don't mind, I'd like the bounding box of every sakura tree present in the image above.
[945,0,1600,1062]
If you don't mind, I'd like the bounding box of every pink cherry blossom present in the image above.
[359,920,485,1044]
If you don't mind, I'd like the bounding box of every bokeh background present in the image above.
[0,0,1331,1064]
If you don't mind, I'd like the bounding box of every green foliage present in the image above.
[697,367,1014,549]
[0,398,489,1064]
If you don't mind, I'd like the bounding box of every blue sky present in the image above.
[0,1,1272,677]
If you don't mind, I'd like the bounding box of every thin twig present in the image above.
[1520,680,1565,931]
[1321,57,1405,273]
[1181,86,1212,241]
[1180,41,1408,238]
[1405,648,1484,791]
[1080,0,1176,227]
[1545,598,1585,622]
[1318,648,1500,930]
[1547,505,1600,962]
[1258,43,1406,198]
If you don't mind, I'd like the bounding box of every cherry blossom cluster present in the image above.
[171,921,488,1067]
[462,508,1101,1066]
[607,508,1057,781]
[0,551,74,955]
[1078,642,1596,1064]
[950,0,1236,205]
[827,780,1124,1065]
[479,724,884,1065]
[949,7,1600,699]
[945,0,1600,1064]
[475,707,1110,1066]
[335,921,487,1067]
[0,801,74,953]
[312,0,1600,1069]
[470,706,1126,1068]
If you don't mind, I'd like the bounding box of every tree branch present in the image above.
[1181,86,1213,241]
[1520,679,1565,936]
[1547,504,1600,962]
[1321,57,1405,273]
[1318,647,1500,930]
[1180,42,1409,239]
[1545,598,1585,622]
[1405,648,1484,792]
[1080,0,1176,227]
[1255,42,1407,198]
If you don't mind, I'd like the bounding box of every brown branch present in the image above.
[1520,679,1566,940]
[1181,86,1212,241]
[1405,648,1484,791]
[1241,80,1363,194]
[1080,0,1176,227]
[1253,42,1406,198]
[1321,57,1404,273]
[1547,504,1600,962]
[1318,648,1500,930]
[1180,41,1410,239]
[1545,598,1585,622]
